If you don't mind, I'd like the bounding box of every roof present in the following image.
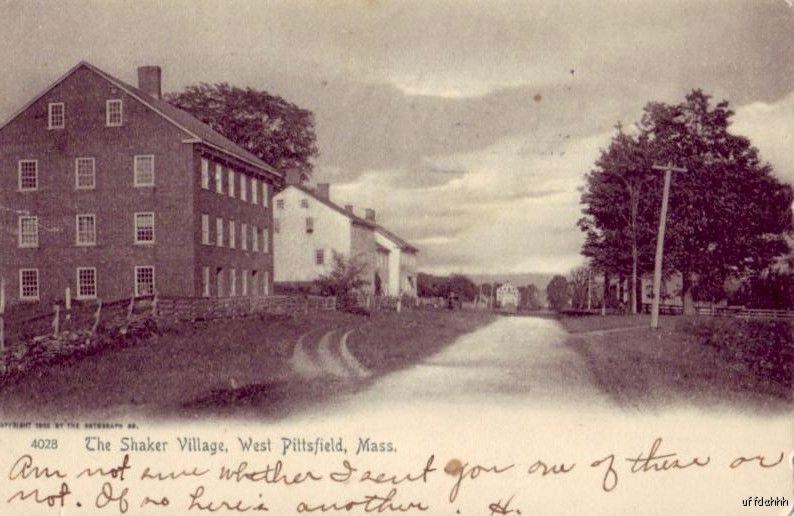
[0,61,281,180]
[290,184,377,229]
[375,225,419,253]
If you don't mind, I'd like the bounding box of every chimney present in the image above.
[285,169,302,185]
[316,183,330,199]
[365,208,376,222]
[137,66,162,99]
[344,204,354,213]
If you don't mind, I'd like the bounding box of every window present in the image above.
[263,183,269,207]
[228,170,235,198]
[274,218,280,234]
[134,212,155,243]
[18,216,38,248]
[201,214,211,245]
[262,227,269,253]
[202,266,210,297]
[77,267,97,299]
[75,157,96,189]
[201,267,210,297]
[135,266,155,296]
[301,198,309,209]
[242,269,248,296]
[315,249,325,265]
[106,99,123,127]
[19,269,39,300]
[229,220,236,249]
[305,217,314,234]
[201,159,210,189]
[215,164,223,194]
[76,214,96,246]
[18,160,38,191]
[230,268,237,297]
[216,217,224,247]
[241,223,248,250]
[263,271,270,296]
[251,177,258,204]
[252,226,258,252]
[134,155,155,186]
[276,199,284,210]
[240,174,247,201]
[48,102,65,129]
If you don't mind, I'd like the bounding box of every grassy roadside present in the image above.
[560,314,793,412]
[0,308,495,420]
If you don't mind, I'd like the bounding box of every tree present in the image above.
[568,266,591,310]
[518,284,542,310]
[314,252,367,301]
[166,83,319,179]
[579,89,793,313]
[546,275,571,312]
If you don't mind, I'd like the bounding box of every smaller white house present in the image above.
[496,283,520,311]
[272,173,418,297]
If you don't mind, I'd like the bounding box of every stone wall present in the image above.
[156,295,335,323]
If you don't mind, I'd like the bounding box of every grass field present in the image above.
[561,314,793,412]
[0,308,495,419]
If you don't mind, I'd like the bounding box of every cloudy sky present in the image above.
[1,0,792,274]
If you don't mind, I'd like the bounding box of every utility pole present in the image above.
[587,268,592,311]
[650,162,687,329]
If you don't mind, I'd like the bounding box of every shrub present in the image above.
[679,317,793,390]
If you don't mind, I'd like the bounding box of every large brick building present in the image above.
[0,62,282,305]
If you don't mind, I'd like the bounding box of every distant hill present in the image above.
[468,272,558,305]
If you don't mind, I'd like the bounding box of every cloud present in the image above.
[732,91,794,185]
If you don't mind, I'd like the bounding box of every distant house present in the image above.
[496,283,520,311]
[0,61,281,305]
[272,173,418,296]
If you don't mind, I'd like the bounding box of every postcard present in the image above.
[0,1,791,514]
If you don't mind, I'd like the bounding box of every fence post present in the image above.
[127,294,135,322]
[52,305,60,337]
[64,287,72,326]
[91,300,102,336]
[151,291,158,317]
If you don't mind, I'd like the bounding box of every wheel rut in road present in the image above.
[290,328,371,380]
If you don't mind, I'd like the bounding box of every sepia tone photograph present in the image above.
[0,1,791,514]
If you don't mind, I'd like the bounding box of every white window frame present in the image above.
[240,174,247,201]
[230,268,237,297]
[106,99,123,127]
[134,266,156,297]
[18,215,39,248]
[201,159,210,190]
[76,267,97,300]
[75,157,96,190]
[201,214,211,245]
[75,213,97,246]
[215,164,223,194]
[263,271,270,296]
[241,222,248,250]
[228,169,235,198]
[252,226,258,252]
[251,177,258,204]
[48,102,65,129]
[202,266,210,297]
[134,212,155,244]
[19,268,40,301]
[305,217,314,234]
[133,155,155,187]
[216,217,224,247]
[263,183,269,207]
[315,249,325,265]
[301,198,309,209]
[276,198,284,210]
[18,160,38,191]
[242,269,248,296]
[229,220,236,249]
[262,227,269,253]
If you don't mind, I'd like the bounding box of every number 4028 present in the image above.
[31,438,58,450]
